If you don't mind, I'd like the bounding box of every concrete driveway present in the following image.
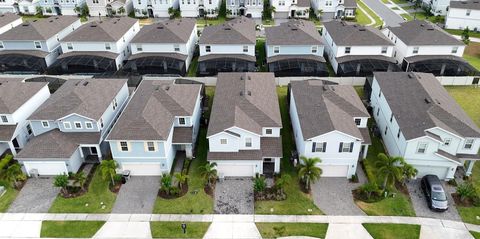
[112,176,160,214]
[406,179,461,221]
[7,178,60,213]
[312,177,366,216]
[214,178,253,214]
[362,0,405,27]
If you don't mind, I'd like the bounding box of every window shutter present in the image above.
[312,142,316,152]
[350,142,354,153]
[339,142,343,152]
[322,142,327,152]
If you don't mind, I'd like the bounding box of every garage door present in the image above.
[216,163,255,177]
[121,163,162,176]
[318,165,349,177]
[23,161,68,176]
[415,165,449,179]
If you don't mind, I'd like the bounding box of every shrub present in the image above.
[0,154,13,172]
[359,182,380,200]
[160,173,173,195]
[253,176,266,193]
[54,174,69,194]
[457,182,477,202]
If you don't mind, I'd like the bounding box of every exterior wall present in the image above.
[209,128,261,152]
[40,0,86,15]
[180,0,221,17]
[445,7,480,30]
[67,147,83,172]
[18,0,40,14]
[428,0,450,16]
[270,0,309,18]
[58,114,98,132]
[0,0,17,14]
[98,83,130,138]
[87,0,133,16]
[265,44,324,58]
[226,0,263,18]
[199,43,255,56]
[133,0,179,17]
[0,17,22,34]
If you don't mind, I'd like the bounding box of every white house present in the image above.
[49,17,139,74]
[207,72,283,177]
[271,0,310,18]
[40,0,86,15]
[133,0,178,17]
[311,0,356,19]
[180,0,221,17]
[226,0,262,18]
[87,0,133,17]
[0,79,50,156]
[16,78,129,176]
[370,72,480,180]
[422,0,449,16]
[322,21,397,76]
[0,13,22,34]
[289,80,370,178]
[0,16,81,73]
[384,20,476,76]
[17,0,41,15]
[107,80,203,176]
[445,0,480,30]
[125,18,197,76]
[0,0,17,13]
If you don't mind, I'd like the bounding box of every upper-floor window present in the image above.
[339,142,353,152]
[266,128,272,134]
[311,46,317,53]
[376,107,380,116]
[390,113,393,122]
[464,139,475,149]
[41,121,49,128]
[174,44,180,52]
[105,43,111,50]
[120,141,129,151]
[345,47,351,54]
[137,44,143,51]
[63,121,72,129]
[467,9,471,16]
[0,41,4,49]
[381,46,388,54]
[0,115,7,123]
[245,137,252,147]
[354,118,361,126]
[220,138,227,144]
[67,42,73,50]
[74,122,82,129]
[100,118,104,128]
[86,122,93,129]
[417,142,428,153]
[243,45,248,53]
[378,90,382,98]
[443,138,452,146]
[451,46,458,54]
[146,141,156,152]
[413,47,419,54]
[313,142,326,152]
[26,124,32,135]
[112,98,118,110]
[384,126,388,135]
[273,46,279,54]
[397,129,401,138]
[34,41,41,49]
[178,117,186,125]
[205,45,211,52]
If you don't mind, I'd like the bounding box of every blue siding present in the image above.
[30,120,57,136]
[59,114,99,132]
[110,141,166,159]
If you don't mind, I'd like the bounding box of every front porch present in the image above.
[79,145,103,164]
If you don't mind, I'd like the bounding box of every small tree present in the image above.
[274,174,291,195]
[54,174,69,194]
[400,161,417,186]
[297,157,322,191]
[375,153,404,190]
[462,27,470,44]
[253,176,267,192]
[168,7,180,18]
[199,162,217,188]
[117,6,125,15]
[359,182,379,200]
[2,163,24,188]
[36,6,44,16]
[160,173,173,195]
[99,160,118,186]
[457,182,477,202]
[73,171,87,190]
[174,172,188,191]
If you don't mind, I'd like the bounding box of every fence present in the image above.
[436,76,477,85]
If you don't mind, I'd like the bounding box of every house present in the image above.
[124,18,197,76]
[106,80,203,176]
[271,0,310,19]
[207,72,282,177]
[40,0,86,15]
[87,0,133,17]
[16,78,129,176]
[16,0,41,15]
[0,13,22,34]
[370,72,480,180]
[198,17,256,76]
[0,0,17,13]
[422,0,449,16]
[289,80,370,178]
[265,20,327,76]
[445,0,480,31]
[0,79,50,156]
[226,0,262,18]
[49,17,139,74]
[0,16,81,73]
[133,0,178,17]
[311,0,356,19]
[323,21,398,76]
[384,20,477,76]
[180,0,221,17]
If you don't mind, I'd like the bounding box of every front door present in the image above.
[239,9,245,16]
[148,8,153,17]
[90,147,98,155]
[55,6,61,15]
[263,158,275,176]
[12,138,20,149]
[291,10,296,18]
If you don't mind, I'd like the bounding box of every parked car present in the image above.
[421,175,448,211]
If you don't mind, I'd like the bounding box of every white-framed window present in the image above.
[467,9,471,16]
[119,141,129,151]
[345,47,351,54]
[85,122,93,129]
[339,142,353,152]
[146,141,156,152]
[243,45,248,53]
[0,115,7,123]
[245,137,252,147]
[136,44,143,51]
[273,46,280,54]
[41,121,49,128]
[205,45,211,52]
[112,98,118,110]
[464,139,475,149]
[63,121,72,129]
[174,44,180,51]
[313,142,326,152]
[311,46,317,53]
[67,42,73,50]
[413,47,419,54]
[397,129,401,138]
[0,41,4,49]
[26,124,32,135]
[74,121,82,129]
[178,117,186,125]
[34,41,41,49]
[451,46,458,54]
[105,43,111,50]
[354,118,361,126]
[417,142,428,153]
[381,46,388,54]
[220,138,227,144]
[443,138,452,146]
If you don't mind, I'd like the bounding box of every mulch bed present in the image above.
[158,183,189,199]
[109,181,122,194]
[451,193,476,207]
[395,182,410,195]
[299,181,310,194]
[352,188,383,203]
[254,188,286,201]
[61,164,98,198]
[204,184,215,197]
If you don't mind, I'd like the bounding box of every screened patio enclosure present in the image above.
[0,50,48,73]
[267,55,328,77]
[48,51,118,75]
[123,53,187,76]
[335,55,400,77]
[197,54,256,76]
[402,55,478,76]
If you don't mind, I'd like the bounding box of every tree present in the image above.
[2,163,24,188]
[457,182,477,202]
[253,176,267,192]
[262,0,275,20]
[274,174,291,195]
[174,172,188,191]
[54,174,69,194]
[99,160,118,186]
[160,173,173,195]
[400,161,417,186]
[297,157,322,191]
[73,171,87,190]
[117,6,125,15]
[375,153,404,190]
[462,27,470,44]
[199,162,217,188]
[36,6,44,16]
[168,7,180,18]
[359,182,379,200]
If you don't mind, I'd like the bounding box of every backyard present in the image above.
[256,223,328,238]
[464,42,480,71]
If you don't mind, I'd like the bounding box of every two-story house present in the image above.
[0,0,17,13]
[180,0,221,17]
[0,79,50,156]
[0,13,22,34]
[207,72,282,177]
[446,1,480,31]
[271,0,310,18]
[265,20,327,76]
[87,0,133,17]
[40,0,86,15]
[323,21,398,76]
[311,0,356,19]
[124,18,197,76]
[226,0,262,18]
[384,20,477,76]
[370,72,480,180]
[133,0,178,17]
[17,0,41,15]
[49,17,139,74]
[0,16,81,73]
[198,17,256,76]
[107,80,203,176]
[289,80,370,178]
[422,0,449,16]
[16,78,129,176]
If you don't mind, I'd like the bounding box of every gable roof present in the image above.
[0,13,21,29]
[450,0,480,10]
[373,72,480,140]
[0,16,79,41]
[387,20,463,46]
[107,80,202,141]
[323,20,393,46]
[290,80,369,140]
[0,78,48,114]
[131,18,195,44]
[199,16,256,45]
[62,17,138,42]
[29,78,127,121]
[207,73,282,137]
[266,20,322,46]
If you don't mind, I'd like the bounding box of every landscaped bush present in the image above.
[354,182,382,202]
[454,182,478,206]
[255,174,288,201]
[0,154,13,172]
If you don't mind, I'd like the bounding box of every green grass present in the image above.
[391,7,399,10]
[48,169,117,213]
[187,56,199,77]
[150,222,210,238]
[21,15,48,21]
[152,87,215,214]
[40,221,105,238]
[356,193,416,216]
[390,0,408,4]
[262,19,275,26]
[445,29,480,39]
[256,223,328,238]
[363,223,420,239]
[463,43,480,70]
[0,186,18,212]
[196,17,226,27]
[256,39,267,72]
[471,231,480,239]
[355,86,365,100]
[254,87,323,215]
[357,0,384,27]
[401,13,413,21]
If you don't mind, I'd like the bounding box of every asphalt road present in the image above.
[362,0,406,27]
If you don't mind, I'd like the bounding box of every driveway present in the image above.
[7,178,60,213]
[112,176,160,214]
[214,178,253,214]
[406,179,461,221]
[362,0,405,27]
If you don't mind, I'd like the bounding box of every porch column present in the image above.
[466,160,475,176]
[8,141,16,156]
[362,145,369,159]
[97,145,102,161]
[440,63,446,76]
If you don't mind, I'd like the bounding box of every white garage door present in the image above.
[23,161,68,176]
[121,163,162,176]
[216,163,255,177]
[415,165,449,179]
[319,165,349,177]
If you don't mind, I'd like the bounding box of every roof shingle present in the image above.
[131,18,196,44]
[387,20,463,46]
[0,16,79,41]
[199,17,256,45]
[323,21,393,46]
[62,17,138,42]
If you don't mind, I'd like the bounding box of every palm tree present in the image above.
[274,174,291,195]
[297,157,322,191]
[174,172,188,191]
[99,160,117,186]
[73,171,87,190]
[2,163,23,188]
[199,162,217,188]
[400,161,417,186]
[375,153,404,190]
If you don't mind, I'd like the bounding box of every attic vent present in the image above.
[224,27,231,30]
[157,26,164,29]
[407,73,414,78]
[424,98,431,104]
[83,81,89,86]
[164,86,170,91]
[247,91,251,96]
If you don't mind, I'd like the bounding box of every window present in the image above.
[443,138,452,146]
[67,42,73,50]
[390,113,393,122]
[41,121,49,128]
[417,142,428,153]
[273,46,279,54]
[467,9,471,16]
[243,45,248,53]
[205,45,211,52]
[397,129,401,138]
[376,107,380,116]
[178,117,186,125]
[245,138,252,147]
[146,142,156,152]
[63,122,72,129]
[26,124,32,135]
[312,142,326,152]
[74,122,82,129]
[0,41,3,49]
[0,115,7,123]
[100,118,104,128]
[220,138,227,144]
[451,46,458,54]
[339,142,353,152]
[381,46,388,54]
[112,98,118,110]
[266,128,272,134]
[464,139,475,149]
[378,90,382,97]
[384,126,388,135]
[105,43,111,50]
[355,118,361,126]
[85,122,93,129]
[311,46,317,53]
[120,141,129,151]
[413,47,419,54]
[136,44,142,51]
[174,44,180,51]
[34,41,41,49]
[345,47,351,54]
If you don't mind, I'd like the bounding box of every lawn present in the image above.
[256,39,267,72]
[150,222,210,238]
[472,231,480,239]
[40,221,105,238]
[254,87,323,215]
[196,17,226,27]
[48,168,117,213]
[356,7,373,26]
[400,13,413,21]
[357,0,384,27]
[445,29,480,39]
[0,185,18,212]
[256,223,328,238]
[152,87,215,214]
[187,55,199,77]
[463,42,480,70]
[363,223,420,239]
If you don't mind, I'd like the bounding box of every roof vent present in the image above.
[83,81,89,86]
[224,27,231,30]
[247,76,251,80]
[420,24,425,27]
[49,20,54,22]
[427,28,434,30]
[22,22,29,26]
[435,99,441,105]
[0,14,4,17]
[247,91,251,96]
[155,86,160,91]
[424,98,431,104]
[322,85,328,91]
[157,26,164,29]
[240,91,244,96]
[90,23,97,27]
[32,20,37,22]
[291,27,298,31]
[407,73,414,78]
[164,86,170,91]
[359,28,366,31]
[474,0,478,3]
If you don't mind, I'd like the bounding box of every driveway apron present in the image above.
[214,178,254,214]
[112,176,160,214]
[7,178,60,213]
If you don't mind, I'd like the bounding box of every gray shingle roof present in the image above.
[0,13,21,29]
[344,0,357,8]
[199,16,256,45]
[387,20,463,46]
[323,21,393,46]
[62,17,138,42]
[290,80,369,141]
[29,78,128,121]
[172,127,193,144]
[131,18,195,44]
[107,80,202,141]
[0,78,48,114]
[0,16,79,41]
[296,0,310,7]
[450,0,480,10]
[207,72,282,137]
[266,20,322,46]
[373,72,480,140]
[0,124,16,141]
